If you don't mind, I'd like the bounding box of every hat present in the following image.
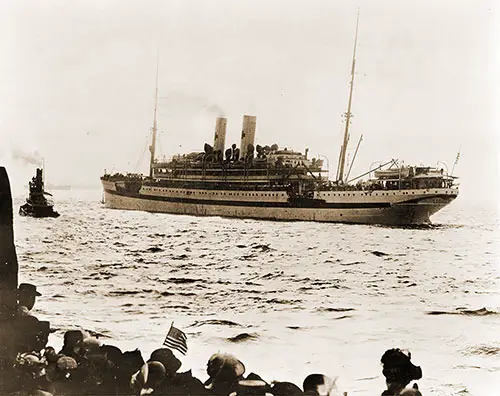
[82,337,101,352]
[303,374,337,396]
[271,381,304,396]
[100,344,123,365]
[18,283,42,296]
[17,353,43,367]
[56,356,78,371]
[206,353,245,387]
[148,348,181,375]
[231,380,273,396]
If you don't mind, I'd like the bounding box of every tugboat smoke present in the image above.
[11,149,43,166]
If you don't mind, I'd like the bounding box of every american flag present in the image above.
[163,323,188,355]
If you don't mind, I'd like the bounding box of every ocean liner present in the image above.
[101,19,458,226]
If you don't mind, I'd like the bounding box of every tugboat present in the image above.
[19,168,60,218]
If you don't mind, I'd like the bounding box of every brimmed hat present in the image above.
[271,381,304,396]
[206,353,245,387]
[230,379,273,396]
[148,348,181,376]
[18,283,41,296]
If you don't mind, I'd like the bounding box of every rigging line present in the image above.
[335,124,344,181]
[345,134,363,181]
[156,130,165,160]
[134,134,150,173]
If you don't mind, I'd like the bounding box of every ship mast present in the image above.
[149,58,159,179]
[337,11,359,184]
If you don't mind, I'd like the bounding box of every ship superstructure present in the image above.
[100,16,458,225]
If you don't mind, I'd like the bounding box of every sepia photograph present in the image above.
[0,0,498,395]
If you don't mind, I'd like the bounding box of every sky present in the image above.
[0,0,498,204]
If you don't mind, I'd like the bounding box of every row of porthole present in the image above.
[147,187,286,198]
[322,192,400,197]
[322,190,444,197]
[147,187,447,197]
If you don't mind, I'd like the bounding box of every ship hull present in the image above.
[102,182,457,225]
[19,203,60,218]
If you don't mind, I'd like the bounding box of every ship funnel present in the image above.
[36,168,43,186]
[213,117,227,153]
[240,115,256,158]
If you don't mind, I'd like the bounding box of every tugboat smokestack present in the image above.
[213,117,227,153]
[240,115,256,157]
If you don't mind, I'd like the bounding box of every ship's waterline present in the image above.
[103,187,457,225]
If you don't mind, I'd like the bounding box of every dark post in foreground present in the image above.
[0,166,19,386]
[0,166,18,318]
[0,167,51,392]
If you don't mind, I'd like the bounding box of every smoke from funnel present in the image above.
[12,149,43,166]
[161,91,225,117]
[206,104,225,117]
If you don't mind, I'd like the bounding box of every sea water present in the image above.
[13,191,500,395]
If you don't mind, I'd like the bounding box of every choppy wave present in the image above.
[317,308,355,315]
[12,192,500,394]
[166,277,202,284]
[227,333,260,342]
[463,345,500,356]
[426,307,499,316]
[190,319,243,327]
